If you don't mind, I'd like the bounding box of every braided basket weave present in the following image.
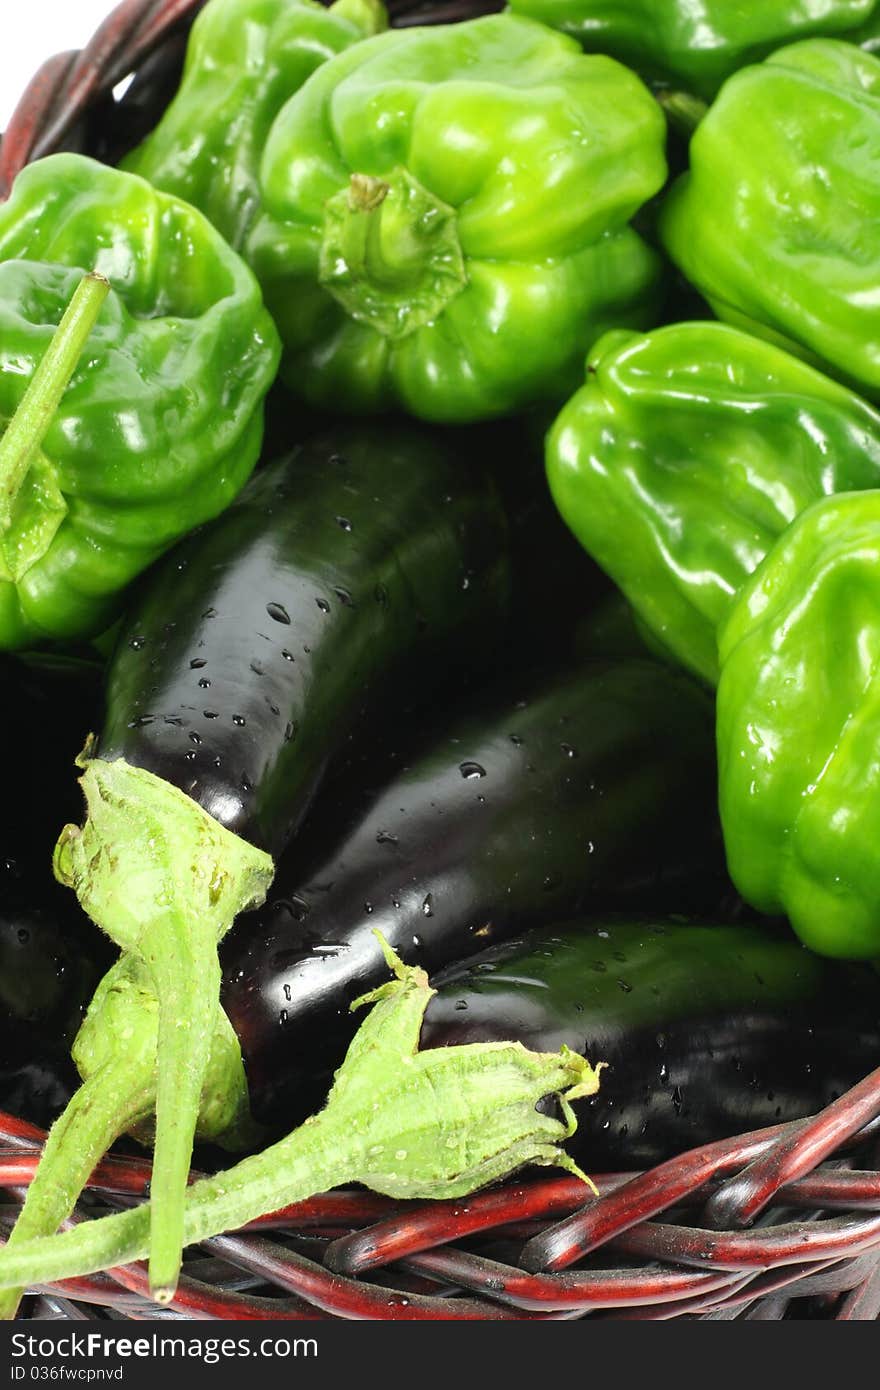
[2,0,880,1322]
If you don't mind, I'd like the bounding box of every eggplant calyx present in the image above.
[52,753,274,1302]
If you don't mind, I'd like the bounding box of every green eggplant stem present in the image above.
[141,926,222,1302]
[0,935,602,1302]
[0,271,109,532]
[0,1054,155,1321]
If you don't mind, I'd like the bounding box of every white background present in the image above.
[2,2,118,130]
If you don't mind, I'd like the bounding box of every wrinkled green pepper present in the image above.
[0,154,279,648]
[123,0,387,251]
[661,40,880,401]
[717,490,880,959]
[545,322,880,683]
[506,0,880,98]
[243,13,667,422]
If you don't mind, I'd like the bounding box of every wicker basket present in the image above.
[2,0,880,1322]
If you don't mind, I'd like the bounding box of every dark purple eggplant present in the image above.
[221,657,729,1127]
[421,920,880,1169]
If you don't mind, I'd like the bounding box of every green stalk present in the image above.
[140,924,222,1302]
[0,272,109,533]
[656,89,709,138]
[0,1053,156,1321]
[330,0,387,34]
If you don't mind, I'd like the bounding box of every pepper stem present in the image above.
[0,1051,156,1321]
[656,89,709,138]
[0,271,109,533]
[319,168,467,340]
[329,0,388,36]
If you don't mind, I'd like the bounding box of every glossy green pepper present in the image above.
[545,322,880,683]
[0,154,280,648]
[122,0,387,251]
[717,490,880,959]
[661,40,880,401]
[243,13,667,422]
[506,0,880,98]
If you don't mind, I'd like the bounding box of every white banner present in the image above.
[2,1,117,130]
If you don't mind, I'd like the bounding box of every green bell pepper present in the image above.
[0,154,280,648]
[506,0,880,98]
[717,489,880,959]
[660,39,880,402]
[545,321,880,683]
[122,0,387,251]
[243,13,667,423]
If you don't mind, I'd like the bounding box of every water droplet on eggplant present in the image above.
[459,761,486,780]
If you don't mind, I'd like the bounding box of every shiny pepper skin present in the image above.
[717,490,880,959]
[506,0,880,98]
[243,13,667,423]
[546,322,880,683]
[123,0,387,251]
[0,154,279,648]
[661,40,880,402]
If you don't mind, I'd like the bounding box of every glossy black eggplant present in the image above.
[220,657,728,1126]
[99,424,515,853]
[421,921,880,1169]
